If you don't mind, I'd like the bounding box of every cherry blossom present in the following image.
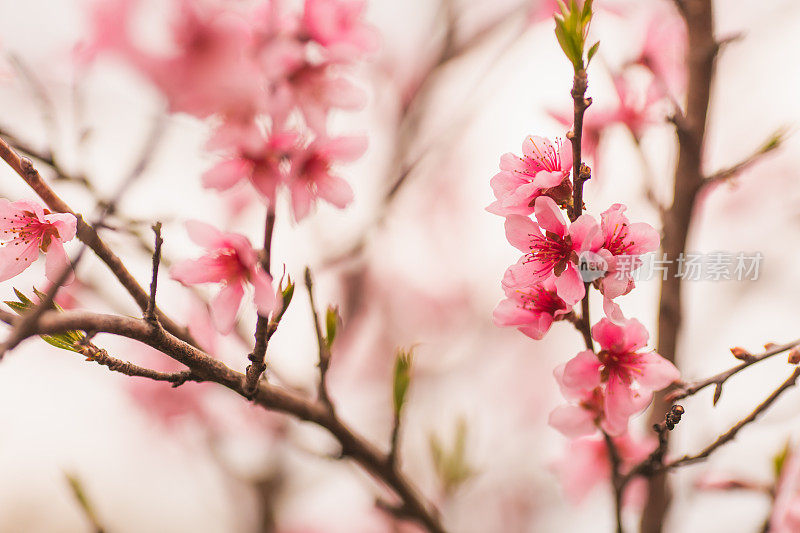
[171,221,275,333]
[552,432,653,504]
[0,199,77,284]
[301,0,379,57]
[561,318,679,433]
[595,203,660,316]
[493,277,574,340]
[203,129,299,203]
[487,136,573,217]
[288,135,366,220]
[503,196,603,303]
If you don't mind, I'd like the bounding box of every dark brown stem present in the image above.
[145,222,163,323]
[568,70,591,222]
[644,1,717,530]
[77,341,194,386]
[244,208,277,396]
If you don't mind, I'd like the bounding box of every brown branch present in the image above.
[0,135,198,349]
[145,222,163,323]
[644,0,718,530]
[664,368,800,471]
[667,338,800,403]
[244,208,277,396]
[76,341,194,386]
[568,70,592,222]
[0,308,446,533]
[623,405,685,484]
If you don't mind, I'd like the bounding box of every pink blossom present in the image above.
[487,136,573,217]
[503,196,603,303]
[81,0,265,119]
[170,221,275,333]
[288,136,366,220]
[552,433,653,504]
[493,277,573,340]
[635,2,686,98]
[561,318,679,433]
[301,0,379,57]
[0,199,77,284]
[203,129,299,203]
[596,203,660,310]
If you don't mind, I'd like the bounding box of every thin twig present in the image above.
[667,338,800,403]
[76,341,194,387]
[145,222,163,323]
[664,367,800,471]
[602,431,624,533]
[304,268,333,410]
[244,208,277,396]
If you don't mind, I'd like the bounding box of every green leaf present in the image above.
[774,440,792,480]
[324,305,341,349]
[392,348,414,416]
[5,287,85,352]
[429,417,477,495]
[587,41,600,65]
[279,276,295,317]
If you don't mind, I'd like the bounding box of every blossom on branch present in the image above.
[0,199,77,284]
[493,276,574,340]
[487,135,573,217]
[561,318,679,433]
[170,221,275,334]
[503,196,603,303]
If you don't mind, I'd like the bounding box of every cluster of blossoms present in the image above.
[78,0,375,333]
[489,132,678,500]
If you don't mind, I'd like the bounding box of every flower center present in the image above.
[525,231,574,277]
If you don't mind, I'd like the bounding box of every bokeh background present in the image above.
[1,0,800,531]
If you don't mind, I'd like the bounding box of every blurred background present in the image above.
[1,0,800,531]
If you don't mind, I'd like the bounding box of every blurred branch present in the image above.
[304,268,334,411]
[645,0,719,529]
[702,128,786,187]
[602,431,624,533]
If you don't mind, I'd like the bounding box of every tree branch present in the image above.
[145,222,163,324]
[304,268,334,411]
[0,308,446,533]
[667,338,800,403]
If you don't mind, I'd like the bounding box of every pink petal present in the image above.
[634,351,680,390]
[562,350,602,392]
[504,215,539,252]
[321,135,368,162]
[554,265,585,304]
[570,214,603,252]
[210,282,245,334]
[251,266,276,316]
[533,196,566,237]
[602,295,626,324]
[549,405,597,439]
[626,222,660,255]
[43,213,77,241]
[185,220,224,249]
[518,313,554,340]
[0,237,39,281]
[316,175,354,209]
[171,257,225,285]
[202,159,250,191]
[44,239,74,285]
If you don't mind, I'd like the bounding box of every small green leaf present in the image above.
[324,305,341,349]
[392,348,414,416]
[5,287,85,352]
[429,417,477,495]
[587,41,600,65]
[279,276,295,315]
[774,441,792,480]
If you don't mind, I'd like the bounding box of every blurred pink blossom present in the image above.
[171,221,275,333]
